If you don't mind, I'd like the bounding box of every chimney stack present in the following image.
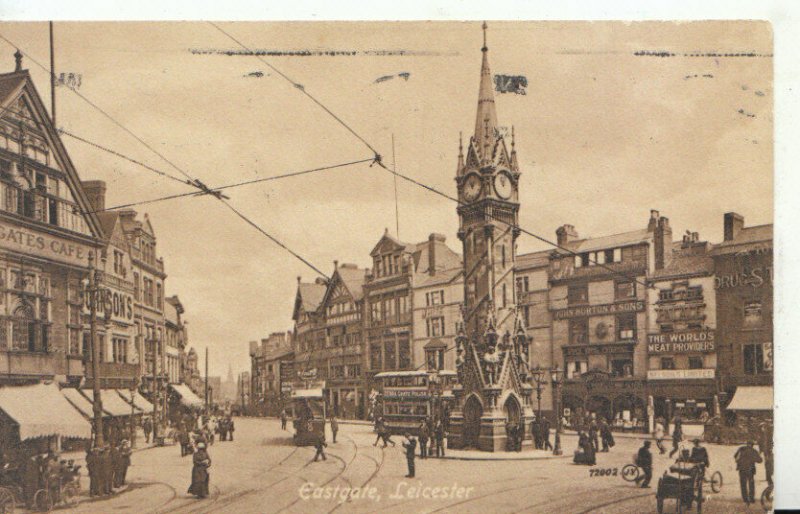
[428,233,446,276]
[724,212,744,241]
[647,209,660,232]
[556,224,578,246]
[13,49,22,72]
[654,214,672,270]
[81,180,107,213]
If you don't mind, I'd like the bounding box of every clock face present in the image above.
[463,174,482,202]
[494,172,513,199]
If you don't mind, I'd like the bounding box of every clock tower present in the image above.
[450,23,534,451]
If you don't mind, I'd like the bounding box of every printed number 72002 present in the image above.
[589,468,619,477]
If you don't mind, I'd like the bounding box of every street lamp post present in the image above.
[531,366,546,421]
[550,366,564,456]
[129,378,139,448]
[84,252,105,449]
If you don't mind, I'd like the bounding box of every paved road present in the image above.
[67,417,770,513]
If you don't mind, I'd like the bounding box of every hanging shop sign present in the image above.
[647,330,715,354]
[647,369,715,380]
[553,300,644,320]
[83,287,134,324]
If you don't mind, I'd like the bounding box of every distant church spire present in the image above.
[474,22,498,163]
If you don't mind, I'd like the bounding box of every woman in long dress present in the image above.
[188,442,211,498]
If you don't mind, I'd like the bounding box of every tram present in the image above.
[375,370,457,435]
[291,382,327,446]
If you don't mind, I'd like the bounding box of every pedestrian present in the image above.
[280,409,288,430]
[689,438,710,468]
[218,418,228,442]
[669,416,683,458]
[434,420,446,457]
[143,417,153,444]
[85,447,100,498]
[228,416,235,442]
[110,444,122,488]
[734,440,762,505]
[313,434,328,462]
[653,418,666,454]
[45,452,60,505]
[418,420,430,459]
[330,415,339,444]
[600,419,614,452]
[589,420,599,453]
[516,421,525,452]
[373,417,385,446]
[541,417,552,451]
[634,441,653,488]
[188,442,212,498]
[402,433,417,478]
[118,440,132,486]
[531,418,542,450]
[23,453,41,506]
[101,447,112,495]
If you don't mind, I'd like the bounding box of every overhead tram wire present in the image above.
[206,23,652,291]
[0,32,332,280]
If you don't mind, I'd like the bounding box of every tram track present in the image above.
[327,443,386,514]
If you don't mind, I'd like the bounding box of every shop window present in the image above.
[611,359,633,377]
[615,281,636,300]
[743,343,765,375]
[569,318,589,344]
[617,313,636,340]
[398,338,411,369]
[661,357,676,370]
[566,359,587,379]
[688,356,703,370]
[384,340,396,370]
[568,284,588,305]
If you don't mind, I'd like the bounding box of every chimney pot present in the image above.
[556,224,578,246]
[13,49,22,72]
[81,180,107,213]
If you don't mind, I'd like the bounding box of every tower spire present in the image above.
[474,22,498,163]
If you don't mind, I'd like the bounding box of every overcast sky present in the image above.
[0,21,772,377]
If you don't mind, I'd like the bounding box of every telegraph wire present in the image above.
[208,22,381,157]
[0,32,332,280]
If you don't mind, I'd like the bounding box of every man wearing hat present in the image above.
[689,438,710,468]
[634,440,653,488]
[402,433,417,478]
[734,440,762,504]
[118,440,132,487]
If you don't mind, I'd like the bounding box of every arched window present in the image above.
[11,302,36,351]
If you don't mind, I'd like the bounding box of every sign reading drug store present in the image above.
[647,330,715,354]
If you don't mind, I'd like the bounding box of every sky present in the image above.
[0,21,773,377]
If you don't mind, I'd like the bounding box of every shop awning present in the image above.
[727,386,773,411]
[292,388,323,399]
[169,383,205,408]
[116,389,154,414]
[0,383,91,440]
[83,389,138,417]
[61,388,95,419]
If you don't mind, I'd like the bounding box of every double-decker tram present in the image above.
[375,370,457,435]
[291,380,327,446]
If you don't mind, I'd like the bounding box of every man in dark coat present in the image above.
[434,420,446,457]
[313,433,328,462]
[599,419,614,452]
[217,418,228,442]
[402,433,417,478]
[86,448,100,497]
[669,416,683,458]
[542,417,553,451]
[101,447,113,495]
[280,409,288,430]
[330,415,339,444]
[118,441,132,486]
[588,420,599,453]
[143,417,153,443]
[188,442,211,498]
[23,453,42,506]
[531,419,542,450]
[689,438,710,468]
[418,420,430,459]
[634,441,653,488]
[734,440,762,504]
[110,444,122,488]
[516,421,525,452]
[228,417,235,441]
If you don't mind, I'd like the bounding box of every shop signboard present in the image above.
[0,221,94,267]
[647,330,715,354]
[647,369,715,380]
[552,300,644,320]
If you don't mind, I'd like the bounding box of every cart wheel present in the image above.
[62,484,79,507]
[621,464,640,483]
[33,489,51,512]
[760,485,773,512]
[656,497,664,514]
[710,471,723,493]
[0,487,16,514]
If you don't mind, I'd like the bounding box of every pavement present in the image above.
[34,417,771,513]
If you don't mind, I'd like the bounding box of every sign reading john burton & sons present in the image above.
[552,299,644,320]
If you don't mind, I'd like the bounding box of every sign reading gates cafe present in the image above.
[647,330,715,354]
[552,299,644,320]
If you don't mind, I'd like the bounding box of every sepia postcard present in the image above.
[0,14,787,513]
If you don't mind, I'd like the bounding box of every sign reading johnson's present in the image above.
[552,300,644,320]
[647,330,715,354]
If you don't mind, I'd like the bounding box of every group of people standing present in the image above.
[573,417,615,465]
[86,440,132,497]
[416,417,447,458]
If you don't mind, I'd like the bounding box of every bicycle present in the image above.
[760,483,773,512]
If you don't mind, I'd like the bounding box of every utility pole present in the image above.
[49,21,55,125]
[204,347,209,415]
[152,332,159,442]
[87,252,104,448]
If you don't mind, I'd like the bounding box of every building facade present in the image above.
[249,332,293,416]
[164,295,187,385]
[711,213,773,410]
[0,56,105,387]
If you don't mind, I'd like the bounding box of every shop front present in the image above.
[561,367,648,432]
